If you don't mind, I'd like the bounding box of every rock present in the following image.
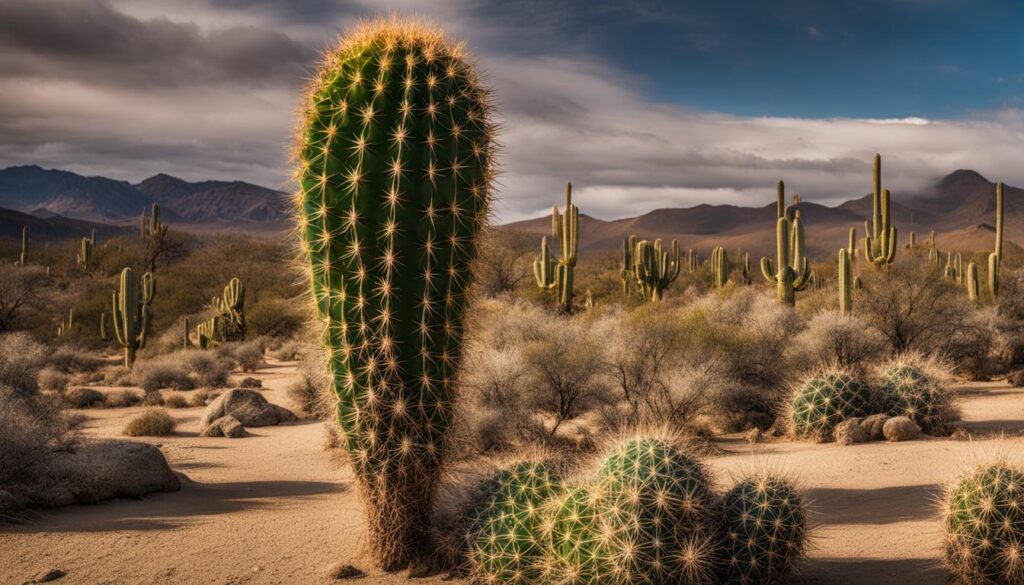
[745,428,764,444]
[860,414,890,441]
[883,416,921,442]
[25,440,179,509]
[25,568,66,583]
[237,377,262,389]
[199,389,296,433]
[200,416,248,438]
[329,563,365,580]
[834,418,869,445]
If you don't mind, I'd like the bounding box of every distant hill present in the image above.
[0,165,286,226]
[505,170,1018,259]
[0,206,130,241]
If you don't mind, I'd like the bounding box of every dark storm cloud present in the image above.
[0,0,314,87]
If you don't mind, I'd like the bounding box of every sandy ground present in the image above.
[2,363,1023,585]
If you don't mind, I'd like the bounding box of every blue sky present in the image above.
[0,0,1021,221]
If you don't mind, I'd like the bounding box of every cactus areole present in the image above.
[294,19,494,569]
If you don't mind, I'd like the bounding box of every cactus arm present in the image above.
[839,248,852,315]
[872,153,882,241]
[760,257,777,283]
[776,179,785,219]
[967,262,979,303]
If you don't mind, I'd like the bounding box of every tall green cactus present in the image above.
[620,234,638,298]
[711,245,729,288]
[740,252,751,285]
[550,182,579,314]
[294,19,494,568]
[863,154,898,268]
[534,236,557,292]
[989,182,1003,298]
[632,238,681,302]
[141,203,168,273]
[967,262,979,303]
[838,248,852,316]
[77,230,95,271]
[761,215,809,306]
[16,226,27,266]
[211,277,245,341]
[112,267,153,366]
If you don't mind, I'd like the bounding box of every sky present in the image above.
[0,0,1021,222]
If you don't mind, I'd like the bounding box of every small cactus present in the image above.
[790,371,872,440]
[57,308,74,337]
[966,262,979,303]
[632,238,681,302]
[16,226,27,266]
[944,463,1024,585]
[711,246,729,289]
[141,203,168,273]
[534,236,558,292]
[465,461,563,585]
[722,473,808,585]
[838,248,852,316]
[196,317,217,350]
[77,230,95,271]
[989,182,1003,298]
[211,277,245,341]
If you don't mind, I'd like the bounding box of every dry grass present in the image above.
[63,387,105,409]
[123,408,177,437]
[163,393,190,408]
[104,389,142,408]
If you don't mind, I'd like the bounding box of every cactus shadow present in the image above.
[806,483,942,525]
[797,557,946,585]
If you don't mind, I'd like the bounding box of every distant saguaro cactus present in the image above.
[632,238,681,301]
[863,154,898,268]
[711,245,729,288]
[294,18,494,568]
[761,215,809,306]
[16,226,27,266]
[550,183,579,313]
[838,248,853,316]
[989,182,1003,298]
[966,262,979,303]
[77,230,95,271]
[56,308,74,337]
[141,203,168,273]
[112,267,153,366]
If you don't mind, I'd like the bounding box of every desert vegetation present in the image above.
[2,14,1024,585]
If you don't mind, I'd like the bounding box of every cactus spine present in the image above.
[632,238,681,302]
[838,248,852,316]
[989,182,1003,298]
[112,267,153,367]
[77,230,95,271]
[711,245,729,288]
[761,192,806,309]
[294,20,494,568]
[141,203,168,273]
[863,154,898,268]
[966,262,979,303]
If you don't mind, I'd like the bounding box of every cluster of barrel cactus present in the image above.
[295,18,494,568]
[112,267,154,366]
[879,359,952,434]
[461,437,808,585]
[944,463,1024,585]
[534,184,579,313]
[789,370,872,440]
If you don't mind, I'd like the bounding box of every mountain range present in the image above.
[505,170,1019,258]
[0,165,1015,258]
[0,165,289,226]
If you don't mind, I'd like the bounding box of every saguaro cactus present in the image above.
[112,267,153,367]
[838,248,853,316]
[711,245,729,288]
[57,308,74,337]
[549,182,579,313]
[632,238,681,301]
[294,19,494,568]
[141,203,168,273]
[212,277,245,341]
[77,230,95,271]
[989,182,1003,298]
[761,215,810,306]
[16,226,27,266]
[196,317,217,350]
[619,234,637,298]
[99,312,111,342]
[863,154,898,268]
[966,262,979,303]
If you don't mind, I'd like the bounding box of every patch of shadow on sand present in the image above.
[7,479,349,534]
[807,483,941,525]
[958,419,1024,435]
[795,557,945,585]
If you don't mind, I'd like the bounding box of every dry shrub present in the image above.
[939,307,1008,380]
[102,366,134,386]
[123,408,176,436]
[0,385,79,515]
[48,345,103,373]
[104,389,141,408]
[37,368,69,393]
[788,311,886,372]
[163,393,190,408]
[287,349,334,419]
[142,390,165,406]
[271,339,304,362]
[64,387,105,408]
[190,389,221,407]
[0,332,47,395]
[131,350,232,392]
[232,340,266,372]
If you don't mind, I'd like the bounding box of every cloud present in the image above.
[0,0,1022,225]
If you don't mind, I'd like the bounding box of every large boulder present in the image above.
[25,440,180,508]
[883,416,921,442]
[200,388,296,433]
[200,415,248,438]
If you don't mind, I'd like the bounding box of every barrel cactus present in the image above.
[294,18,494,568]
[542,486,613,585]
[789,371,872,440]
[944,463,1024,585]
[722,473,808,585]
[591,437,722,584]
[465,461,563,584]
[879,359,954,434]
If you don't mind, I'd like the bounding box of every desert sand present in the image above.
[2,361,1022,585]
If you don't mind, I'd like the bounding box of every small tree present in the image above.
[0,265,50,332]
